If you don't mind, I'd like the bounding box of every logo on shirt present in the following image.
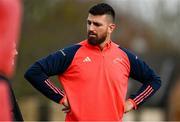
[59,49,66,56]
[113,57,123,64]
[83,57,91,62]
[135,56,138,59]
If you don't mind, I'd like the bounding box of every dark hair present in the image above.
[89,3,115,22]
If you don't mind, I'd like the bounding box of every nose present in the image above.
[88,24,95,32]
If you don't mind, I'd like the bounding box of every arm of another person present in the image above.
[0,76,12,121]
[120,47,161,113]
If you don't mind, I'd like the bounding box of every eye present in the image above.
[87,20,91,25]
[94,22,101,27]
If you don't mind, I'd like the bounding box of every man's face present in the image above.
[87,14,114,45]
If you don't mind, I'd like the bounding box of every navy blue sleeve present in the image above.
[120,47,161,109]
[24,44,81,104]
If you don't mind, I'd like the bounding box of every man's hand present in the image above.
[61,97,70,113]
[124,99,134,113]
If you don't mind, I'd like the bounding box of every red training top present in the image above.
[25,40,161,121]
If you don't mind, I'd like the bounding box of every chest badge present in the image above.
[113,57,123,64]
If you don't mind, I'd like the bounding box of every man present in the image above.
[24,3,161,121]
[0,0,23,121]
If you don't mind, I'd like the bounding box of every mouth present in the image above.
[89,34,96,38]
[88,32,97,38]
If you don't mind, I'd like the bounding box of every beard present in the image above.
[87,31,107,46]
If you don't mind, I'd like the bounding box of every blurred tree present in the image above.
[153,0,180,53]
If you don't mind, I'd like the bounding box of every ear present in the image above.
[108,23,116,33]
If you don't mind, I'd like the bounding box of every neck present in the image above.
[99,36,111,50]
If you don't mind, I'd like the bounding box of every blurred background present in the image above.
[12,0,180,121]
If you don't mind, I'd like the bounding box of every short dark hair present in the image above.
[89,3,115,22]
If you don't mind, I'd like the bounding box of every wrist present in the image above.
[128,98,137,110]
[59,95,66,105]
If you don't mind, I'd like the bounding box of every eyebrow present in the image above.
[87,19,103,26]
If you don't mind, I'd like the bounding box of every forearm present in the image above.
[120,47,161,109]
[128,78,161,109]
[24,62,64,104]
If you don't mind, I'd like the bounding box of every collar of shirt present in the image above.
[84,39,112,52]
